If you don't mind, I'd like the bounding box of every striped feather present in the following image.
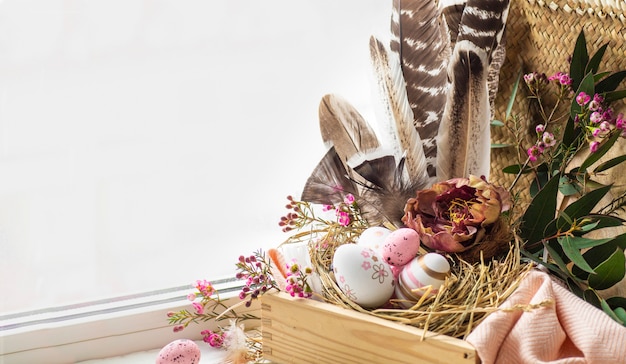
[436,0,510,181]
[369,36,430,188]
[389,0,450,178]
[440,0,508,121]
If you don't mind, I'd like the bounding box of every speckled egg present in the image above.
[395,253,451,309]
[156,339,201,364]
[382,228,420,267]
[332,243,395,308]
[357,226,392,254]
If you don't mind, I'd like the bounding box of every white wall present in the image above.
[0,0,392,313]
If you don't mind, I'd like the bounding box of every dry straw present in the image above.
[308,233,538,340]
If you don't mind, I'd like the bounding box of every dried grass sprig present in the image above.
[309,234,537,340]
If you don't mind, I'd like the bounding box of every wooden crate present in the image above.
[261,292,477,364]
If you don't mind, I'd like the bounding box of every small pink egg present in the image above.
[382,228,420,267]
[156,339,201,364]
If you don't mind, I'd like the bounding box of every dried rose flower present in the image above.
[401,175,511,253]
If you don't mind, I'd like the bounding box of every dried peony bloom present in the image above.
[402,175,511,253]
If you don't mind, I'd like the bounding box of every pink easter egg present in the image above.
[382,228,420,267]
[156,339,201,364]
[395,253,450,308]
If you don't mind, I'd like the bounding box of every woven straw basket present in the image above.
[490,0,626,203]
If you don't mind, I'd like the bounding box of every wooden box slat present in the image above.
[261,292,477,364]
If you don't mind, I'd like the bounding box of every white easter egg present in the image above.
[395,253,450,308]
[332,243,395,308]
[357,226,392,254]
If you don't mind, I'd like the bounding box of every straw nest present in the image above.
[308,232,535,340]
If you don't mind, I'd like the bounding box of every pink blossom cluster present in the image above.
[574,91,626,152]
[527,124,557,162]
[201,329,225,347]
[194,279,215,298]
[235,253,273,307]
[284,263,313,298]
[278,195,301,233]
[547,71,572,87]
[322,193,356,227]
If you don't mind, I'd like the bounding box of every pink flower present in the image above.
[192,302,204,315]
[187,293,196,301]
[336,210,350,226]
[593,93,604,104]
[535,124,545,134]
[401,176,511,253]
[527,145,541,162]
[173,325,184,333]
[343,193,355,204]
[590,111,602,124]
[576,92,591,106]
[600,121,611,131]
[592,128,602,137]
[322,204,335,212]
[208,333,224,347]
[590,141,600,153]
[542,132,556,147]
[195,279,214,297]
[559,73,572,86]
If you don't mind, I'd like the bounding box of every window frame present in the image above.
[0,278,261,363]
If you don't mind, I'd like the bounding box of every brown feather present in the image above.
[436,0,510,181]
[389,0,450,178]
[369,36,430,189]
[300,147,359,205]
[318,93,380,177]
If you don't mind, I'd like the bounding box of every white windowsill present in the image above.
[0,278,262,364]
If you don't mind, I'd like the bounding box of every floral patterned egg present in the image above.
[332,243,395,308]
[357,226,392,254]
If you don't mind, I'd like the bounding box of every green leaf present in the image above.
[558,175,583,196]
[613,307,626,325]
[607,296,626,309]
[586,43,608,75]
[583,214,626,231]
[491,120,505,127]
[557,184,612,230]
[502,164,532,175]
[491,143,514,149]
[562,116,582,148]
[585,289,602,308]
[594,71,612,83]
[580,131,621,171]
[545,240,574,274]
[588,247,626,290]
[601,299,625,325]
[506,69,523,121]
[572,233,626,279]
[519,174,560,250]
[596,70,626,93]
[563,185,612,219]
[570,30,589,92]
[594,155,626,173]
[603,89,626,104]
[558,235,596,274]
[564,236,614,250]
